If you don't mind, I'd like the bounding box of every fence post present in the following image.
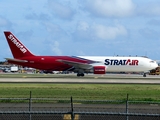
[71,96,74,120]
[29,91,32,120]
[126,94,129,120]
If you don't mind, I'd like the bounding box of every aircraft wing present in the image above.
[5,58,28,63]
[57,59,93,69]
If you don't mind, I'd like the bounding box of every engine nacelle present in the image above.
[93,66,106,74]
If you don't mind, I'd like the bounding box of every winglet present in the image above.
[4,31,34,58]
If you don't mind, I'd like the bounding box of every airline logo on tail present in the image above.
[8,34,27,54]
[105,59,139,65]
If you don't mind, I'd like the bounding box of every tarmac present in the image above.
[0,73,160,84]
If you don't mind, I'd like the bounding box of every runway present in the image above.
[0,73,160,84]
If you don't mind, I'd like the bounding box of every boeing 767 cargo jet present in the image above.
[4,31,158,77]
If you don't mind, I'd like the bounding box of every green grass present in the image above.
[0,83,159,101]
[0,73,160,102]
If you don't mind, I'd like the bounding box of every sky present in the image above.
[0,0,160,61]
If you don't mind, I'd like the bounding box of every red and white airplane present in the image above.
[4,31,158,77]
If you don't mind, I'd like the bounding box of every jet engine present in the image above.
[93,66,106,74]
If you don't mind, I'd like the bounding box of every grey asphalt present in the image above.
[0,74,160,84]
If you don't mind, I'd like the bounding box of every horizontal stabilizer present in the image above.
[57,59,92,69]
[5,58,28,63]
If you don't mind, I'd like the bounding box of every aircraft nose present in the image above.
[151,62,158,69]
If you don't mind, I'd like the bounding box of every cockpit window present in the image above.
[150,61,155,63]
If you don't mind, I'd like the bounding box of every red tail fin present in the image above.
[4,31,34,58]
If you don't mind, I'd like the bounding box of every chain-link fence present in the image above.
[0,96,159,120]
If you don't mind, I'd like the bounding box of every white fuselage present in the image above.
[79,56,158,72]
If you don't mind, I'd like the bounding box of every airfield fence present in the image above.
[0,95,160,120]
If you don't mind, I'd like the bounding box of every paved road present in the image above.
[0,74,160,84]
[0,102,159,120]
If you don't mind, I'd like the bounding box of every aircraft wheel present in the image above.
[77,73,84,77]
[143,73,146,77]
[81,73,84,76]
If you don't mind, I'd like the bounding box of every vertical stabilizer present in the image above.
[4,31,34,58]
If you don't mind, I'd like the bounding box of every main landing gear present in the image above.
[143,73,146,77]
[77,73,84,77]
[77,69,85,77]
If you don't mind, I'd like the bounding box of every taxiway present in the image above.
[0,74,160,84]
